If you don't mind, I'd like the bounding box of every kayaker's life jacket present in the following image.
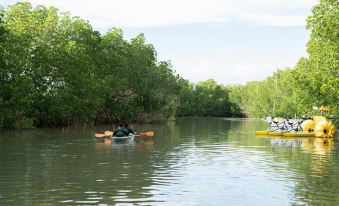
[114,128,127,137]
[125,127,134,135]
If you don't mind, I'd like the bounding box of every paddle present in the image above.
[95,131,154,138]
[135,131,154,138]
[104,131,113,136]
[95,130,113,138]
[95,134,106,138]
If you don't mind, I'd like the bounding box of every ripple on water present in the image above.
[59,200,73,203]
[75,200,99,204]
[1,119,339,205]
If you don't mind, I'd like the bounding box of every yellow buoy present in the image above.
[314,120,335,138]
[301,120,316,132]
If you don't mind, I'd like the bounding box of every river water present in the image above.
[1,118,338,205]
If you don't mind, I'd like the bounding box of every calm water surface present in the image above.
[1,118,339,205]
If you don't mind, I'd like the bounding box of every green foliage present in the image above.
[176,79,242,117]
[0,2,182,128]
[95,29,181,123]
[305,0,338,113]
[228,69,301,118]
[0,2,104,127]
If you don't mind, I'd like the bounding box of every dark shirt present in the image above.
[113,128,128,137]
[125,127,134,135]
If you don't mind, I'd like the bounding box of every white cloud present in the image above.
[239,14,306,27]
[171,59,281,85]
[27,0,317,28]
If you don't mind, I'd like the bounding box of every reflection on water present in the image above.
[0,118,339,205]
[301,137,334,155]
[258,133,337,206]
[267,137,335,155]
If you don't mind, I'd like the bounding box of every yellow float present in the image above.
[283,132,315,137]
[268,131,284,136]
[314,120,335,138]
[255,131,284,136]
[301,120,316,132]
[255,131,270,135]
[313,116,327,124]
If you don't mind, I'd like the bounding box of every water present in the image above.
[1,118,339,205]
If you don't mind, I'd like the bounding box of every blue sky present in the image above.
[2,0,318,85]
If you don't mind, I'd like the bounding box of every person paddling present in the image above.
[124,122,135,135]
[113,123,128,137]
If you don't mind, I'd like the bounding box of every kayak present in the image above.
[111,135,134,142]
[283,132,315,137]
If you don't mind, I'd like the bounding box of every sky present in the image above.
[2,0,319,85]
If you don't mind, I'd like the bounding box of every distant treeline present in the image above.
[0,1,337,129]
[176,79,244,117]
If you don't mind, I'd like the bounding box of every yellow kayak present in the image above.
[283,132,315,137]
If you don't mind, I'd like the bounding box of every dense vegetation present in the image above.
[0,0,337,129]
[0,2,184,128]
[227,0,338,124]
[176,79,243,117]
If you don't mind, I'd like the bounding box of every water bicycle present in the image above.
[256,106,336,138]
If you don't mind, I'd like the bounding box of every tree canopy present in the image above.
[0,2,184,128]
